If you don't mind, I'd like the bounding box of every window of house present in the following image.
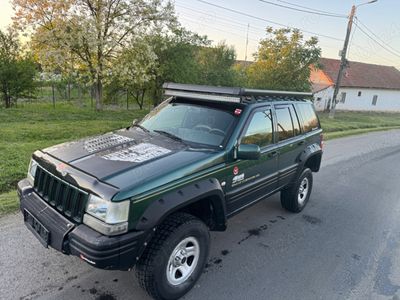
[372,95,378,106]
[275,107,295,141]
[241,110,273,148]
[340,92,347,103]
[358,91,362,97]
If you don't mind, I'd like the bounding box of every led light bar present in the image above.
[164,90,241,103]
[163,82,312,104]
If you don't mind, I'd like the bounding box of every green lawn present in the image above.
[319,111,400,139]
[1,105,400,217]
[0,103,148,217]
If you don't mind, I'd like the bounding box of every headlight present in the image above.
[86,194,129,224]
[84,194,130,236]
[27,159,38,186]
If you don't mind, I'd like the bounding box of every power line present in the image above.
[176,2,342,57]
[259,0,347,18]
[176,3,266,35]
[275,0,347,17]
[178,10,263,40]
[353,22,400,59]
[194,0,345,42]
[355,17,400,57]
[179,15,261,43]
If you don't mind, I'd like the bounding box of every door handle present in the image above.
[268,151,278,158]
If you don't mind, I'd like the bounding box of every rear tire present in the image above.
[281,168,313,213]
[136,212,210,300]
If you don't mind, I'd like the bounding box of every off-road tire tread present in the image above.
[281,168,313,213]
[135,212,205,300]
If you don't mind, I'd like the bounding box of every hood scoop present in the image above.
[83,133,134,153]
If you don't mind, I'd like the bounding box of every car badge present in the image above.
[57,163,68,176]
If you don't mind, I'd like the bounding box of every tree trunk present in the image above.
[4,94,10,108]
[95,78,102,111]
[139,89,145,110]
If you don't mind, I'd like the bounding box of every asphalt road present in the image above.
[2,130,400,300]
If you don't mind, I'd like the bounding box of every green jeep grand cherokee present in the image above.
[18,83,323,300]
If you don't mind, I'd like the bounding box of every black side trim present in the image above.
[135,178,226,231]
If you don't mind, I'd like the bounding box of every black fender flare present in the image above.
[135,178,227,231]
[297,143,323,173]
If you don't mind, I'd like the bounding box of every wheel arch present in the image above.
[135,178,227,232]
[298,144,322,173]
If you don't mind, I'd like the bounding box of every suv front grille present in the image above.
[33,166,88,222]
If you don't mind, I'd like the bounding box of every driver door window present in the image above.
[241,110,273,148]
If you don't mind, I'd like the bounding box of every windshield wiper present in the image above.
[131,124,150,133]
[154,130,184,142]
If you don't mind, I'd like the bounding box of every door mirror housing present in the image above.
[237,144,261,160]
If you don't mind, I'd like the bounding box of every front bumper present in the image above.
[18,179,148,270]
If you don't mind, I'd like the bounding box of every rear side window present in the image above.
[296,103,320,133]
[275,107,295,141]
[241,109,273,147]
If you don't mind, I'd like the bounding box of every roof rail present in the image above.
[241,88,313,98]
[163,82,312,103]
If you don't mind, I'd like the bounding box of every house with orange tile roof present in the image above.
[311,58,400,111]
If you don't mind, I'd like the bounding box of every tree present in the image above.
[246,27,321,91]
[196,42,237,86]
[0,28,36,108]
[113,37,158,109]
[143,28,209,106]
[13,0,176,110]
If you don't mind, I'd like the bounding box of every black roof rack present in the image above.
[163,82,312,104]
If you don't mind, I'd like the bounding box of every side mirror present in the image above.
[237,144,261,160]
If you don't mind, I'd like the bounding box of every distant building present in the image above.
[311,58,400,111]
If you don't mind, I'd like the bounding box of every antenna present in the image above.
[244,23,250,61]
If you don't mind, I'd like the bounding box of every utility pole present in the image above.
[244,23,249,61]
[329,5,356,119]
[329,0,377,118]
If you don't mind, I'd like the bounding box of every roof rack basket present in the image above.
[163,82,313,104]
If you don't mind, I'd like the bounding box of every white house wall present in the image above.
[313,86,334,111]
[313,87,400,112]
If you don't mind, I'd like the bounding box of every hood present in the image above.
[41,128,223,198]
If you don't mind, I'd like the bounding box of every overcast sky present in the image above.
[1,0,399,68]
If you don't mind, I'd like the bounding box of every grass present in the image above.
[0,102,148,216]
[318,111,400,140]
[1,105,400,217]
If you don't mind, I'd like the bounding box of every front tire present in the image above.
[281,168,313,213]
[136,213,210,300]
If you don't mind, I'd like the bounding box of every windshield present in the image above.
[140,102,236,147]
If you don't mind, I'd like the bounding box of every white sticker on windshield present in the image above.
[102,143,171,163]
